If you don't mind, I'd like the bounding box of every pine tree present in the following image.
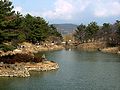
[0,0,15,29]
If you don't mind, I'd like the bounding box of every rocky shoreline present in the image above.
[0,63,30,77]
[0,42,64,57]
[100,47,120,54]
[0,61,59,77]
[0,42,61,77]
[77,42,107,51]
[77,42,120,54]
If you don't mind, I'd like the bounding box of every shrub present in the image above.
[0,53,43,64]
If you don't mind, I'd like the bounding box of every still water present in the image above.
[0,50,120,90]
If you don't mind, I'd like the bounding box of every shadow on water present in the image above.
[29,70,58,78]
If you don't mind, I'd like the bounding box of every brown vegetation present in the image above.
[78,41,107,51]
[0,54,43,64]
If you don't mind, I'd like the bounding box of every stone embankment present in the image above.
[0,61,59,77]
[77,42,120,54]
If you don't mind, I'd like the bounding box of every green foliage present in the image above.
[115,20,120,36]
[74,22,99,42]
[49,25,63,40]
[102,23,111,35]
[85,22,99,40]
[115,20,120,45]
[74,21,120,46]
[0,0,62,51]
[0,0,15,29]
[0,30,5,43]
[74,24,86,42]
[17,33,26,43]
[0,44,16,52]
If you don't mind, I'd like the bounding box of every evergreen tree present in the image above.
[85,22,99,41]
[0,0,62,51]
[0,0,15,29]
[74,24,86,43]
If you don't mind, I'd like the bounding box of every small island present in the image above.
[0,53,59,77]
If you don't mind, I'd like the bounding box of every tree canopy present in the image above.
[74,21,120,46]
[0,0,62,51]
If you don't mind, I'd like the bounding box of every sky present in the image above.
[12,0,120,25]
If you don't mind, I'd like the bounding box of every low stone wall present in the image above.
[0,61,59,77]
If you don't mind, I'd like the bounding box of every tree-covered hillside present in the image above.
[74,21,120,46]
[0,0,62,51]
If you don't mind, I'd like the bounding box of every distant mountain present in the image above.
[53,24,77,34]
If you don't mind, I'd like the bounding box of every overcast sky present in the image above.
[12,0,120,25]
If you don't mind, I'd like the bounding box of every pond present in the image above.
[0,49,120,90]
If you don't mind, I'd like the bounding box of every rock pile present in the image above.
[0,61,59,77]
[25,61,59,71]
[0,64,30,77]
